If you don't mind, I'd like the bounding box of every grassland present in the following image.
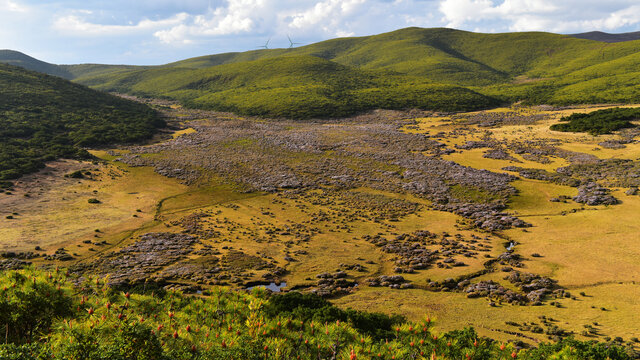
[0,156,188,253]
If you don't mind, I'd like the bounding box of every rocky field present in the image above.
[2,103,640,347]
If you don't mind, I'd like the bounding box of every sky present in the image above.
[1,0,640,65]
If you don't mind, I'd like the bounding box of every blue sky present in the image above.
[2,0,640,65]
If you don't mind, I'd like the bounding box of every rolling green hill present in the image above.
[70,28,640,117]
[0,51,145,80]
[5,27,640,119]
[0,63,164,181]
[78,55,497,118]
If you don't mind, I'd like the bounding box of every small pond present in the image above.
[246,282,287,292]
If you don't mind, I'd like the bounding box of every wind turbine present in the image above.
[287,35,302,49]
[258,38,271,50]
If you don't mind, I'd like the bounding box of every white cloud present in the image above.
[439,0,494,28]
[287,0,366,36]
[3,0,28,12]
[45,0,640,51]
[438,0,640,33]
[53,12,190,36]
[153,0,369,45]
[4,0,640,64]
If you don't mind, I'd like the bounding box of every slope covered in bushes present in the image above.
[6,28,640,119]
[78,55,497,119]
[71,27,640,114]
[0,63,164,181]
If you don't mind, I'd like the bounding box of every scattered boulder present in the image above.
[573,182,619,206]
[311,271,357,298]
[366,275,412,289]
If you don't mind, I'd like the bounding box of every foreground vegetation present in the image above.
[0,64,164,181]
[0,268,634,359]
[550,107,640,135]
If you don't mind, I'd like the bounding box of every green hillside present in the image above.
[0,63,164,181]
[6,27,640,119]
[68,28,640,117]
[78,55,497,118]
[61,63,147,80]
[160,28,640,87]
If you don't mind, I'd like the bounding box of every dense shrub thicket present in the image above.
[0,64,164,180]
[0,268,634,360]
[550,107,640,135]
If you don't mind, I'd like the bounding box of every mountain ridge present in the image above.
[0,49,72,78]
[569,31,640,43]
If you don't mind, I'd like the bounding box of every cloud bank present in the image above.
[1,0,639,64]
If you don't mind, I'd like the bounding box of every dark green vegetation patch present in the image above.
[550,107,640,135]
[0,64,164,180]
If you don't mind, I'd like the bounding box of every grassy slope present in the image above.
[6,28,640,117]
[161,28,640,88]
[77,55,497,118]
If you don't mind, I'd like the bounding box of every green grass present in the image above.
[448,184,503,203]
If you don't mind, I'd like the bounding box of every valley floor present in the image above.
[2,104,640,347]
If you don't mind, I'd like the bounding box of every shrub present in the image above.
[550,107,640,135]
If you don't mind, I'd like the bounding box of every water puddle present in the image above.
[246,282,287,292]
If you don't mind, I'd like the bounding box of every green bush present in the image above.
[0,268,633,360]
[550,107,640,135]
[0,269,74,344]
[263,291,405,340]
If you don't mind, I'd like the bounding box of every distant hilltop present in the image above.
[3,27,640,119]
[569,31,640,43]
